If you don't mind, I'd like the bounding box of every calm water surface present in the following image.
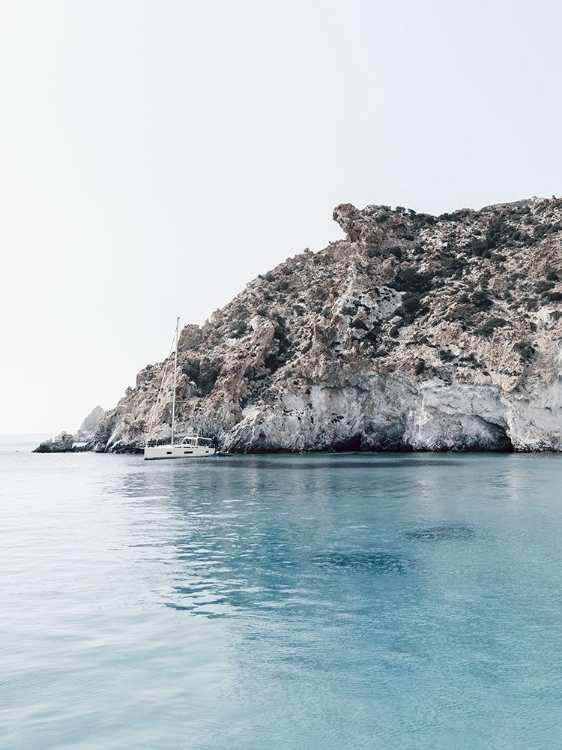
[2,448,562,749]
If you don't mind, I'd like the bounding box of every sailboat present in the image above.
[144,317,216,460]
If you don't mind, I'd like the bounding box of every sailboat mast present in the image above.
[171,316,179,445]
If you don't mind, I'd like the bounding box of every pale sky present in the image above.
[1,0,561,434]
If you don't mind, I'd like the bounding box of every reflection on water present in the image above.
[3,451,562,749]
[196,456,465,471]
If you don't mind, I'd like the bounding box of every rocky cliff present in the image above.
[94,197,562,453]
[34,406,105,453]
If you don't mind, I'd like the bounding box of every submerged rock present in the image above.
[312,552,413,574]
[91,196,562,453]
[404,525,475,541]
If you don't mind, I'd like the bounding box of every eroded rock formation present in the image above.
[33,431,75,453]
[33,406,105,453]
[75,405,105,442]
[93,197,562,453]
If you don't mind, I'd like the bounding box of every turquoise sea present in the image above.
[2,447,562,749]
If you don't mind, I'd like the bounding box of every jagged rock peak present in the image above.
[93,196,562,453]
[76,405,105,441]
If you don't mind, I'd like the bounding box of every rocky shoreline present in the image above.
[41,198,562,454]
[34,407,105,453]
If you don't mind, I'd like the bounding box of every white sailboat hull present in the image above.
[144,319,216,462]
[144,444,216,460]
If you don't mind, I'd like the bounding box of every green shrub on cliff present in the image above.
[474,317,508,337]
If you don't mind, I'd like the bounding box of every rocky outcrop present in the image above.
[93,197,562,453]
[33,405,106,453]
[33,431,76,453]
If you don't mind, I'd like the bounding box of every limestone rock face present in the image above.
[75,405,105,442]
[93,197,562,453]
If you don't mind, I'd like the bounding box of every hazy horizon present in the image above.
[2,0,562,434]
[0,433,55,444]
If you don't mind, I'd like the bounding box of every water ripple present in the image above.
[4,449,562,748]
